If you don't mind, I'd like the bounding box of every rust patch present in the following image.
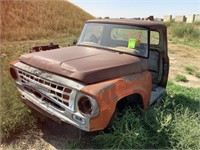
[81,70,152,131]
[122,73,142,82]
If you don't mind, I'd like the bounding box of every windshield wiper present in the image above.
[77,44,136,56]
[77,44,116,52]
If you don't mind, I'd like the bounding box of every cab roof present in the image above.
[87,19,166,30]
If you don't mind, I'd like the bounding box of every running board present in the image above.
[150,86,166,105]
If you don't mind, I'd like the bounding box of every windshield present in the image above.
[77,23,149,57]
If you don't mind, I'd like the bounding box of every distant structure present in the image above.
[194,14,200,22]
[175,15,186,22]
[163,14,200,23]
[131,17,141,20]
[97,14,200,23]
[186,14,195,23]
[163,15,172,22]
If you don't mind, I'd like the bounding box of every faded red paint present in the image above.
[18,46,148,84]
[10,60,19,66]
[81,70,152,131]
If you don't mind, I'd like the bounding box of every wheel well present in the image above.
[106,94,143,129]
[116,93,143,111]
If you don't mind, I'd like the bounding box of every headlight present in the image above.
[10,67,18,80]
[78,96,92,115]
[76,94,99,117]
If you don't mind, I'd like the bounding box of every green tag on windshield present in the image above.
[128,38,136,49]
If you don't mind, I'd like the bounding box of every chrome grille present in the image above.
[17,69,74,110]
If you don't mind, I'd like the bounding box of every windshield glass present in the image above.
[77,23,149,57]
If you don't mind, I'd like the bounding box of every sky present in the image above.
[69,0,199,18]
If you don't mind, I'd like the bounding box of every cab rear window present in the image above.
[150,31,159,45]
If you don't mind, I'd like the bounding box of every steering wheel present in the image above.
[89,34,99,43]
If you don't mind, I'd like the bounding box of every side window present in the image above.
[150,31,159,45]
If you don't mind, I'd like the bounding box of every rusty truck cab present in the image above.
[10,19,169,131]
[79,19,169,105]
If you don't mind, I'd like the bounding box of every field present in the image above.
[1,36,200,149]
[1,0,200,149]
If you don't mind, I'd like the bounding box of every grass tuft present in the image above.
[184,66,195,74]
[184,66,200,79]
[169,108,200,149]
[175,74,188,82]
[195,72,200,78]
[94,109,148,149]
[94,82,200,149]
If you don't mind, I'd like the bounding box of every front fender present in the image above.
[80,70,152,131]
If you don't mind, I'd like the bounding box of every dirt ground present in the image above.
[1,43,200,150]
[168,43,200,87]
[0,119,96,150]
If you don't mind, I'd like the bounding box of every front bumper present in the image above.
[18,85,91,131]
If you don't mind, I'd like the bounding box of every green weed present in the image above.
[169,108,200,149]
[184,66,196,74]
[171,23,200,39]
[184,66,200,79]
[163,20,175,27]
[94,109,148,149]
[167,22,200,48]
[94,82,200,149]
[195,72,200,78]
[175,74,188,82]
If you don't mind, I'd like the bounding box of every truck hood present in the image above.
[19,46,148,84]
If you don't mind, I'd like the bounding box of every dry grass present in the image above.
[0,0,94,141]
[0,37,76,141]
[166,22,200,48]
[0,0,94,41]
